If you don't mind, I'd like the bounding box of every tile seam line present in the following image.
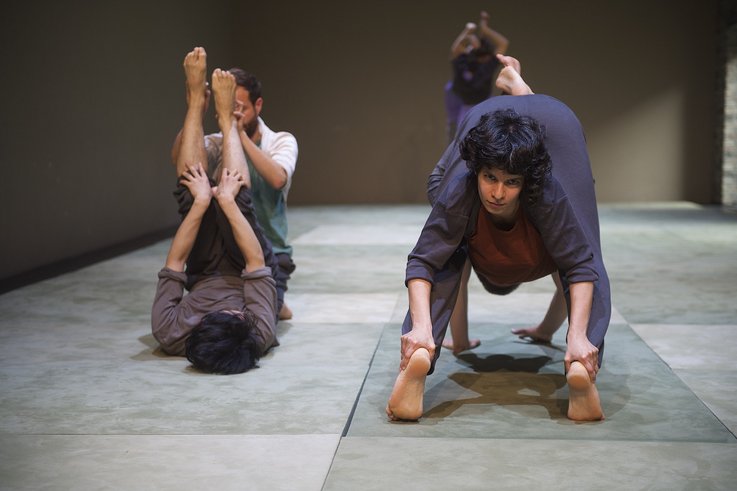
[320,326,385,490]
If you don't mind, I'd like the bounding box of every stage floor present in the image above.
[1,203,736,490]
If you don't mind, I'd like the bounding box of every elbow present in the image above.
[271,175,288,190]
[269,168,289,190]
[152,325,185,356]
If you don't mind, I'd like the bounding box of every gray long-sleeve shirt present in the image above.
[151,266,278,356]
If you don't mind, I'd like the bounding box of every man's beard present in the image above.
[244,117,259,138]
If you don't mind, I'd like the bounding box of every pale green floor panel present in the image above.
[0,434,339,491]
[1,203,736,489]
[600,204,737,325]
[288,245,409,293]
[347,323,734,443]
[631,323,737,435]
[675,371,737,435]
[0,219,386,435]
[324,437,737,491]
[630,324,737,371]
[0,294,383,434]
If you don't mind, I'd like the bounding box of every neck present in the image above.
[489,202,519,230]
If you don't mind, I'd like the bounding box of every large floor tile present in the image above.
[287,245,409,293]
[630,324,737,370]
[325,437,737,491]
[347,323,735,443]
[675,370,737,434]
[292,224,422,246]
[285,293,402,323]
[0,434,338,491]
[0,322,382,435]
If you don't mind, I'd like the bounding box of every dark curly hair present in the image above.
[228,67,262,103]
[185,310,260,375]
[460,108,551,205]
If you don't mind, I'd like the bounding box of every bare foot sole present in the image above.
[442,338,481,355]
[279,303,293,321]
[183,47,208,103]
[386,348,432,421]
[496,66,532,96]
[567,361,604,421]
[211,69,237,122]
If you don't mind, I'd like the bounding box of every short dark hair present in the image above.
[228,67,262,103]
[185,310,260,374]
[460,108,551,205]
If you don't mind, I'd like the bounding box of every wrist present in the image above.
[567,327,588,340]
[215,194,237,208]
[192,196,212,208]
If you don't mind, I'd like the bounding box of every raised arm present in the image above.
[477,11,509,55]
[400,279,437,370]
[214,168,265,272]
[165,163,212,271]
[565,281,599,380]
[450,22,478,59]
[237,119,296,190]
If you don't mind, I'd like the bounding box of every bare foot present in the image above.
[512,327,552,344]
[495,55,533,96]
[211,68,237,127]
[442,337,481,355]
[567,361,604,421]
[386,348,432,421]
[496,54,521,74]
[279,302,293,321]
[183,47,208,105]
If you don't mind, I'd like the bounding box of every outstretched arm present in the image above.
[565,281,599,381]
[450,22,478,59]
[477,11,509,55]
[165,164,212,271]
[214,168,265,272]
[400,279,437,370]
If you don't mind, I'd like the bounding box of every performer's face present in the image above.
[477,166,524,220]
[234,86,262,138]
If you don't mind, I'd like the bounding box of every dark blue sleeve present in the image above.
[406,172,475,285]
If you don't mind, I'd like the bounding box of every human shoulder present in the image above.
[259,118,297,148]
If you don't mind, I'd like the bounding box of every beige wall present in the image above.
[238,0,719,204]
[0,0,720,283]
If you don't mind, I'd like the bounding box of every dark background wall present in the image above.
[0,0,720,285]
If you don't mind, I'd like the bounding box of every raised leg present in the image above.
[176,47,210,177]
[495,54,533,96]
[211,69,250,183]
